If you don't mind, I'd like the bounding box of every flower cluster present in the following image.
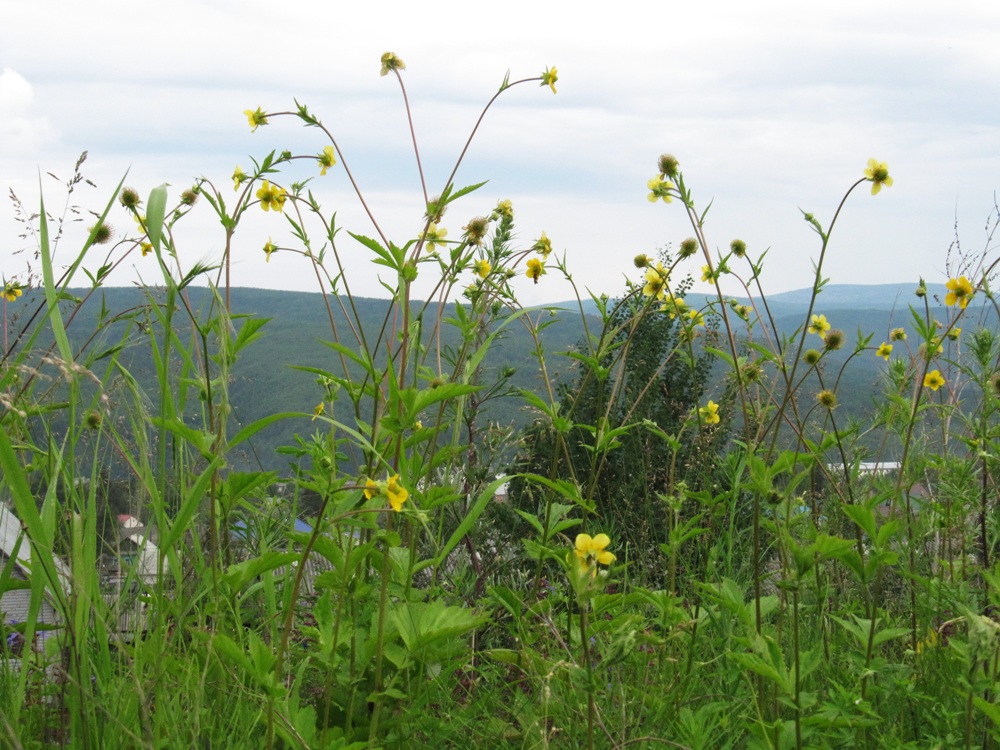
[2,280,23,302]
[317,146,336,176]
[924,369,946,392]
[945,276,974,309]
[808,314,831,336]
[531,232,552,259]
[699,400,720,425]
[422,224,448,254]
[263,239,278,262]
[363,474,410,512]
[540,66,558,94]
[647,154,679,203]
[864,158,893,196]
[256,181,288,213]
[642,262,669,301]
[574,533,615,569]
[473,260,491,280]
[244,107,268,132]
[647,176,674,204]
[526,258,545,284]
[380,52,406,76]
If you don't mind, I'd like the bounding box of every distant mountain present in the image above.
[8,283,995,472]
[737,283,953,311]
[548,283,961,319]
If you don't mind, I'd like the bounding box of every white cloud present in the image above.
[0,68,57,153]
[1,2,999,300]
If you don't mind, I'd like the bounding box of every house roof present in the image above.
[0,503,72,598]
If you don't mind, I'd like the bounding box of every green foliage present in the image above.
[5,54,1000,750]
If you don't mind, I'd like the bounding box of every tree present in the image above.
[508,261,729,579]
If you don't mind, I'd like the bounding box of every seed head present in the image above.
[817,390,837,409]
[462,216,490,246]
[823,329,845,351]
[119,187,141,209]
[803,349,821,366]
[730,239,747,258]
[658,154,680,179]
[89,222,114,245]
[679,238,699,258]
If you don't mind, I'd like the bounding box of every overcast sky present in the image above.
[2,0,998,305]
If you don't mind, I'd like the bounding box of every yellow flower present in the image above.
[526,258,545,284]
[263,238,277,262]
[700,264,716,283]
[312,402,325,420]
[385,474,409,512]
[699,400,720,425]
[540,66,558,94]
[232,166,245,191]
[687,308,705,327]
[244,107,268,132]
[661,296,687,319]
[140,242,153,257]
[363,478,379,500]
[642,263,668,301]
[876,342,892,360]
[646,176,674,203]
[945,276,973,309]
[808,314,831,336]
[574,533,615,567]
[863,158,893,196]
[494,199,514,219]
[532,232,553,259]
[916,628,939,655]
[380,52,406,76]
[2,280,23,302]
[317,145,336,175]
[890,327,907,341]
[473,259,491,279]
[256,181,287,213]
[422,223,448,254]
[947,327,961,341]
[423,224,447,252]
[924,369,946,391]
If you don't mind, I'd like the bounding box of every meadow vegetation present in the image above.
[4,53,1000,749]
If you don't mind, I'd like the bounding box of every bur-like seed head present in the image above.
[679,238,699,258]
[658,154,680,178]
[89,222,114,245]
[119,187,141,209]
[817,390,837,409]
[824,329,845,351]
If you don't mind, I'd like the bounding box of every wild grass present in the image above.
[3,54,1000,749]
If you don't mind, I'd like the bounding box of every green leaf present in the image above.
[146,183,168,253]
[389,599,484,654]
